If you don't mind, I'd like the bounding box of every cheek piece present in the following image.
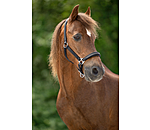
[63,18,101,78]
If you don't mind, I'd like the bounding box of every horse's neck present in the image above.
[57,54,83,98]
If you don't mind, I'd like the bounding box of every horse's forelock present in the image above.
[77,13,100,37]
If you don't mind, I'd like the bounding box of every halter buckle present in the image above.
[78,58,85,65]
[78,58,85,78]
[63,42,68,48]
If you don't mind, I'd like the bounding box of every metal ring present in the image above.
[80,72,85,78]
[63,42,68,48]
[78,58,85,65]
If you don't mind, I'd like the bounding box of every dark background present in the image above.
[32,0,118,129]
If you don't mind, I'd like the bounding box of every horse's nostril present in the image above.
[92,67,98,75]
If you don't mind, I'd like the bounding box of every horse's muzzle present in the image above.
[84,65,105,82]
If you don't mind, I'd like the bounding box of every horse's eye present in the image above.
[73,33,82,41]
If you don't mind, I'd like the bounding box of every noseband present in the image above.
[63,18,101,78]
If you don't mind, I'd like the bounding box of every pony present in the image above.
[49,5,119,130]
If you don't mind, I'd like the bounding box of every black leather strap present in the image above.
[64,47,74,64]
[78,63,83,74]
[64,18,68,44]
[67,46,81,61]
[82,52,101,61]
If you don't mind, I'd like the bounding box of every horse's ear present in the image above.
[69,5,79,22]
[85,6,91,17]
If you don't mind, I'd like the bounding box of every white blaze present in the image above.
[86,28,91,37]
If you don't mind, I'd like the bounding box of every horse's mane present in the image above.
[49,13,100,78]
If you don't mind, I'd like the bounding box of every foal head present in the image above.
[50,5,105,82]
[61,5,105,82]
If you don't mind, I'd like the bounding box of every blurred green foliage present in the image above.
[32,0,118,129]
